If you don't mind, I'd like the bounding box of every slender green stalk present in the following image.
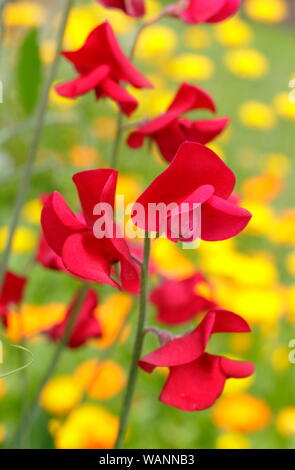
[115,233,151,449]
[12,282,88,449]
[109,110,124,169]
[0,0,74,292]
[129,10,167,61]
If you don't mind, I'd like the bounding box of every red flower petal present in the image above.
[211,308,252,333]
[96,0,145,17]
[36,235,66,272]
[220,357,255,378]
[181,0,227,24]
[73,169,117,229]
[0,271,27,316]
[179,117,229,145]
[100,77,139,116]
[207,0,241,22]
[201,194,252,241]
[41,192,85,256]
[62,232,118,288]
[56,65,109,98]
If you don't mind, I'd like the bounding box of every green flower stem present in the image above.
[129,10,168,61]
[109,109,124,169]
[0,0,74,292]
[12,282,88,449]
[115,233,151,449]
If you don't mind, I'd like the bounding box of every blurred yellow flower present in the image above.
[229,333,252,354]
[0,425,6,444]
[74,360,125,400]
[271,347,290,372]
[137,25,177,62]
[0,226,36,254]
[270,209,295,245]
[92,116,116,141]
[245,0,288,23]
[40,40,55,65]
[40,376,83,416]
[0,379,6,399]
[54,404,118,449]
[166,54,215,81]
[6,303,66,343]
[286,285,295,323]
[4,2,45,27]
[276,407,295,436]
[286,251,295,277]
[223,376,253,396]
[64,5,102,49]
[242,200,276,238]
[215,17,252,47]
[215,432,250,449]
[213,394,271,432]
[224,49,268,79]
[184,27,212,49]
[264,152,290,177]
[273,92,295,121]
[143,0,161,20]
[152,238,195,279]
[92,293,132,348]
[238,101,276,130]
[69,146,99,168]
[242,173,283,203]
[116,175,142,207]
[22,199,42,225]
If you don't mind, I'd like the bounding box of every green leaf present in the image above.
[17,28,42,115]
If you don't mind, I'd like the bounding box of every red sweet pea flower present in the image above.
[96,0,145,17]
[150,273,215,325]
[36,235,66,272]
[139,309,254,411]
[0,271,27,316]
[56,22,152,116]
[41,169,140,294]
[168,0,241,25]
[132,141,252,242]
[45,289,102,348]
[127,83,229,163]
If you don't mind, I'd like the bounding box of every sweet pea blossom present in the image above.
[0,271,27,316]
[132,141,252,242]
[127,82,229,163]
[139,309,254,411]
[56,22,152,116]
[96,0,145,17]
[41,170,140,294]
[168,0,241,25]
[150,273,216,325]
[45,289,102,348]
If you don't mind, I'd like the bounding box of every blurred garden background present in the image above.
[1,0,295,449]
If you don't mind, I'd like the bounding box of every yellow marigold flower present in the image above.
[238,101,276,130]
[0,425,6,444]
[215,17,252,47]
[270,209,295,245]
[213,394,271,432]
[55,404,118,449]
[40,40,55,65]
[245,0,288,23]
[4,2,45,27]
[166,54,215,81]
[152,238,195,279]
[50,84,76,108]
[143,0,161,20]
[48,419,61,436]
[272,347,290,372]
[116,175,142,207]
[74,360,125,400]
[264,152,290,177]
[64,6,101,49]
[137,25,177,62]
[242,173,283,203]
[6,303,66,343]
[242,200,276,237]
[273,92,295,121]
[69,146,99,168]
[215,432,250,449]
[22,199,42,225]
[92,116,116,141]
[276,407,295,436]
[0,379,6,399]
[40,376,83,416]
[184,27,212,49]
[223,376,254,396]
[92,294,132,348]
[224,49,268,79]
[0,226,36,254]
[229,333,252,354]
